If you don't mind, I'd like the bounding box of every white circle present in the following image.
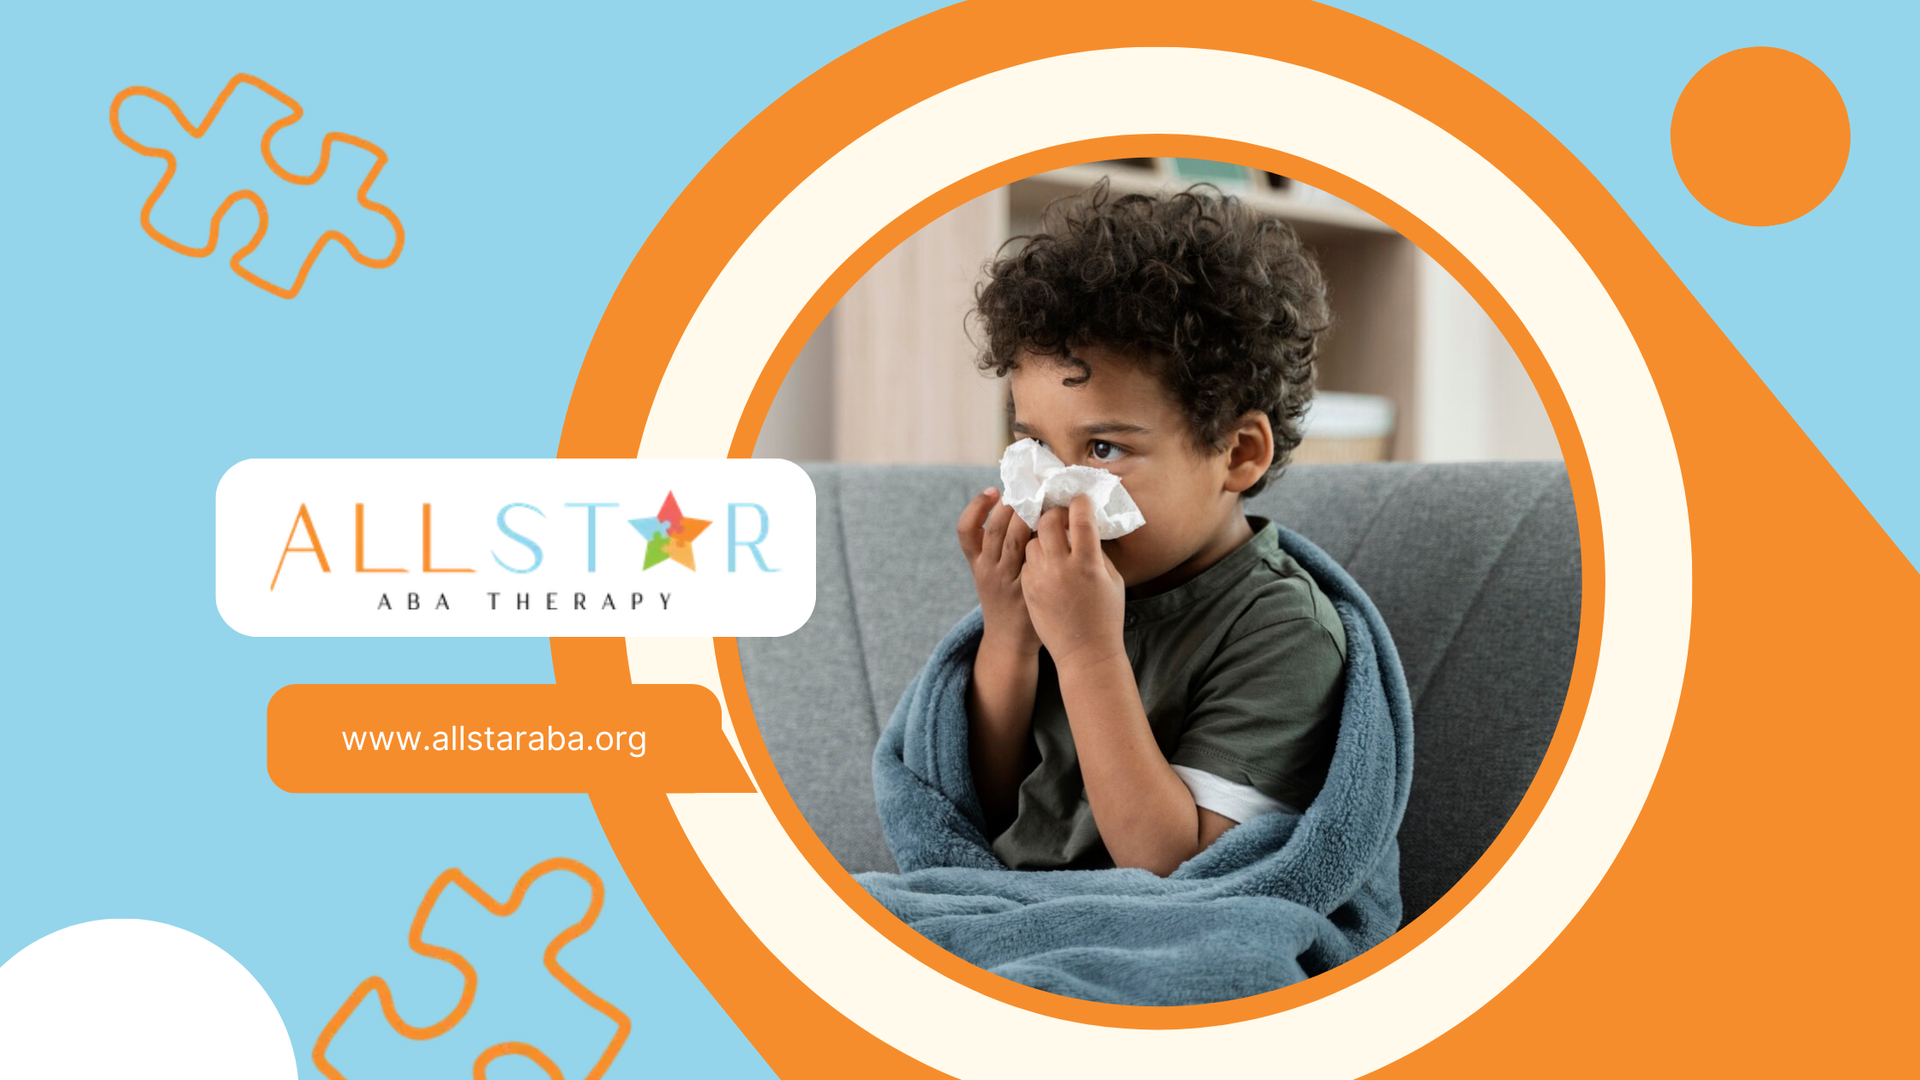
[0,919,298,1079]
[628,48,1690,1078]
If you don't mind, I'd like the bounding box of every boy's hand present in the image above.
[958,488,1040,654]
[1021,493,1126,669]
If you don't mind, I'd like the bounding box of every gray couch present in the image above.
[739,462,1580,925]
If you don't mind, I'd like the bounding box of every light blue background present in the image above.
[1,2,1911,1076]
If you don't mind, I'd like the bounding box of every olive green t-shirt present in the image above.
[988,515,1347,871]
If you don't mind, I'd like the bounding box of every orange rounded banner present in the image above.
[268,681,749,794]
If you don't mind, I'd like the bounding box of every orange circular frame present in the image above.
[552,2,1910,1078]
[705,133,1603,1033]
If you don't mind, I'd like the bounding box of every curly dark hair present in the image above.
[969,179,1332,498]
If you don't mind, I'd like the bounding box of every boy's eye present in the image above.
[1090,440,1126,462]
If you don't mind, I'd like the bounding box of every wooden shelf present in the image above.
[754,159,1563,467]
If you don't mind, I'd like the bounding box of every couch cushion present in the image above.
[738,462,1581,924]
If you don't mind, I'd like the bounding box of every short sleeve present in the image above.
[1167,614,1346,811]
[1172,765,1299,822]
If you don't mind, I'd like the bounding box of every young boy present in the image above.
[956,180,1346,876]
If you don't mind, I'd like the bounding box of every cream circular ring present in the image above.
[629,48,1690,1079]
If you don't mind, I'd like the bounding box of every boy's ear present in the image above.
[1221,412,1275,495]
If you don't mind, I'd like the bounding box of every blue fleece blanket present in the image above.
[854,525,1413,1005]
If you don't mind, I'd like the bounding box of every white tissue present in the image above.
[997,438,1146,540]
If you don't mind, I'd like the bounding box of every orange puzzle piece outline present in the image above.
[312,857,631,1080]
[108,72,405,299]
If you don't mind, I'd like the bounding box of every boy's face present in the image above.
[1008,343,1242,591]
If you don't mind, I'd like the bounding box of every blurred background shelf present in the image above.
[1008,161,1395,245]
[752,158,1562,467]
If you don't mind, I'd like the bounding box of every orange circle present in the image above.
[1670,46,1849,226]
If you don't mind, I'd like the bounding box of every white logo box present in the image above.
[215,459,816,637]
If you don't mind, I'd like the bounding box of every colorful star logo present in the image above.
[627,492,710,570]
